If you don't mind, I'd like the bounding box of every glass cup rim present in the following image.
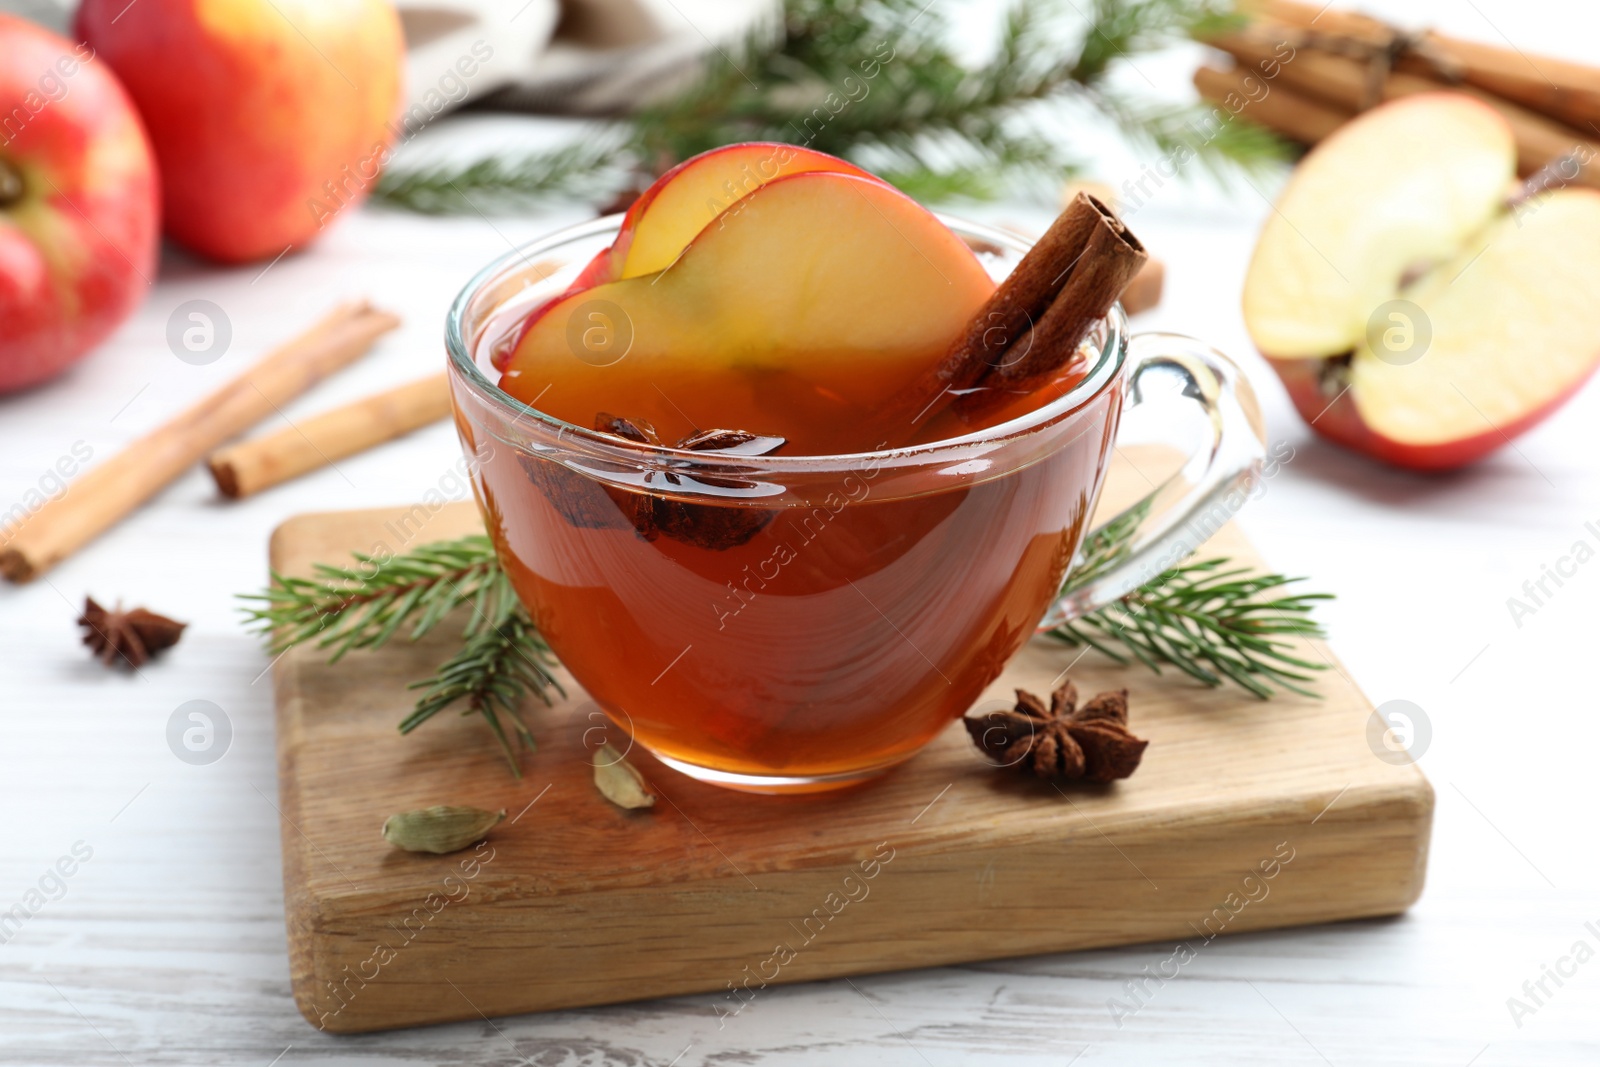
[445,211,1129,473]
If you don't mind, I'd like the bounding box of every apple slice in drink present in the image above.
[500,170,994,454]
[1245,93,1600,469]
[491,144,887,372]
[574,143,881,289]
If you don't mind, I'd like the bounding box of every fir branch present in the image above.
[1052,515,1333,699]
[241,536,504,659]
[369,0,1285,214]
[374,138,631,215]
[1068,0,1237,84]
[1085,89,1293,179]
[241,536,562,775]
[401,609,560,777]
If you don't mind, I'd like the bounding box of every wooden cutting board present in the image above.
[267,457,1432,1035]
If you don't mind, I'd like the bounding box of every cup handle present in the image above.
[1037,332,1268,630]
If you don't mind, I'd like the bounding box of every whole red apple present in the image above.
[0,15,158,394]
[76,0,404,264]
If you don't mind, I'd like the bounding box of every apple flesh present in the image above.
[76,0,403,264]
[612,143,879,279]
[0,14,158,393]
[1244,93,1514,359]
[502,171,995,454]
[1244,92,1600,469]
[570,142,880,291]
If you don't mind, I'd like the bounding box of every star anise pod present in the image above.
[593,414,782,550]
[963,679,1147,782]
[77,597,186,669]
[594,413,664,540]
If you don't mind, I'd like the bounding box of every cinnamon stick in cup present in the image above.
[208,372,450,499]
[929,192,1146,420]
[0,302,400,582]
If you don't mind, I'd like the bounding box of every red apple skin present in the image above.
[1268,355,1598,471]
[524,143,884,354]
[0,15,158,393]
[592,142,882,285]
[566,246,616,295]
[76,0,403,264]
[563,150,753,293]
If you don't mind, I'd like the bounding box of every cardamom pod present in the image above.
[592,744,656,809]
[382,805,505,854]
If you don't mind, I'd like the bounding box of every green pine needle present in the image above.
[401,611,558,776]
[1052,509,1334,699]
[374,138,632,216]
[371,0,1285,214]
[240,536,562,776]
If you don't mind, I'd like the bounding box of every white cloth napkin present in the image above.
[401,0,777,114]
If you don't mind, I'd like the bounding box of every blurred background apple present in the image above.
[75,0,404,264]
[1242,94,1600,470]
[0,13,157,394]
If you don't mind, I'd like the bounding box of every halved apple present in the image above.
[575,143,880,289]
[1244,92,1600,469]
[501,170,995,454]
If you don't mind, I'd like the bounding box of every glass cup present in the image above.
[447,214,1265,793]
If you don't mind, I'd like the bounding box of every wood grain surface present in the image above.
[269,480,1432,1033]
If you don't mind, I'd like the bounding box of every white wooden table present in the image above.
[4,3,1600,1063]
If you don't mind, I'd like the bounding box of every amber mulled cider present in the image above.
[448,145,1261,791]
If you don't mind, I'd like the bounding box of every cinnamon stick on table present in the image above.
[209,372,451,499]
[0,302,400,582]
[934,192,1146,415]
[1193,64,1354,146]
[1209,30,1600,186]
[1249,0,1600,132]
